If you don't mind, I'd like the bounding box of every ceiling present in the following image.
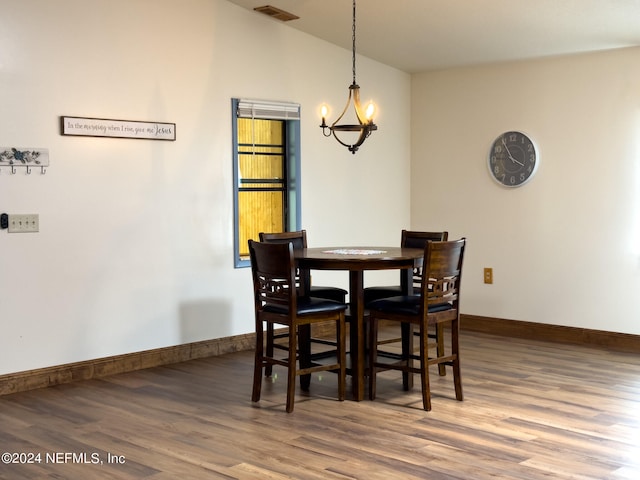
[226,0,640,73]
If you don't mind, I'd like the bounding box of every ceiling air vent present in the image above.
[254,5,299,22]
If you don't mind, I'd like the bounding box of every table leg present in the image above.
[349,270,365,401]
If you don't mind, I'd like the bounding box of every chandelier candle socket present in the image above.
[320,0,378,154]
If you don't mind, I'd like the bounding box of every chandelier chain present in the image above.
[352,0,356,84]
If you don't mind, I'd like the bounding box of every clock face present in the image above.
[488,131,538,187]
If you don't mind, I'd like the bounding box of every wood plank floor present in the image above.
[1,329,639,479]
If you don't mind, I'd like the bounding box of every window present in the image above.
[232,99,301,267]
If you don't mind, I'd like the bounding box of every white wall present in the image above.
[0,0,411,375]
[411,47,640,335]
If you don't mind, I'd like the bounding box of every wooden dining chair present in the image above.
[259,230,348,376]
[249,240,347,413]
[367,238,466,411]
[364,230,449,376]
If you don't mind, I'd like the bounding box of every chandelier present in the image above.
[320,0,377,154]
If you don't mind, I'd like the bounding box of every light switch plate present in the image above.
[8,214,39,233]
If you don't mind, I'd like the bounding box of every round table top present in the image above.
[296,246,423,271]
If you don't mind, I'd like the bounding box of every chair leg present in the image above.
[436,323,446,376]
[265,322,274,377]
[401,323,413,390]
[419,323,432,411]
[286,325,298,413]
[298,324,311,391]
[451,319,463,402]
[337,313,346,401]
[368,315,379,400]
[252,323,264,403]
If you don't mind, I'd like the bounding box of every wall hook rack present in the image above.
[0,147,49,175]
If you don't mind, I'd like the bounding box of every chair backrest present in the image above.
[419,238,466,314]
[401,230,448,248]
[259,230,308,250]
[248,239,297,315]
[259,230,309,292]
[400,230,449,289]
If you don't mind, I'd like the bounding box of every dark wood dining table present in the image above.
[295,246,424,401]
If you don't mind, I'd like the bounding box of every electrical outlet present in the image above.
[8,214,39,233]
[483,267,493,284]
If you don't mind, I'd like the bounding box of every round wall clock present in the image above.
[488,131,539,187]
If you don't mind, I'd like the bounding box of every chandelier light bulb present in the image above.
[365,102,375,121]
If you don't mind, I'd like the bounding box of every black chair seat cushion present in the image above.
[264,297,347,315]
[364,285,422,306]
[368,295,452,316]
[310,286,348,303]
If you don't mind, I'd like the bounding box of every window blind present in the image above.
[237,99,300,120]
